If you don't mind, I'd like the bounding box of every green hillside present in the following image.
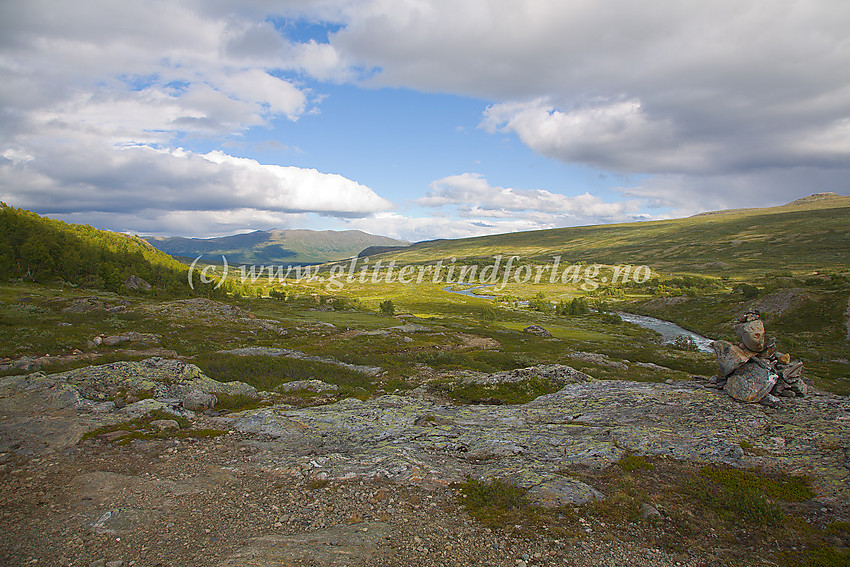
[0,204,208,295]
[148,229,409,266]
[368,192,850,274]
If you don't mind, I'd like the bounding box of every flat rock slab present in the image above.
[218,522,391,567]
[228,380,850,500]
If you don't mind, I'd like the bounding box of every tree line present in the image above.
[0,203,220,296]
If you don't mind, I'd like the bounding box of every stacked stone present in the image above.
[711,309,805,406]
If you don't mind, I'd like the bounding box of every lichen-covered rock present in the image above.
[182,390,217,411]
[523,325,553,338]
[460,364,593,385]
[712,340,755,376]
[219,347,383,377]
[0,358,257,455]
[276,380,339,393]
[388,323,431,333]
[525,477,604,508]
[227,379,850,501]
[150,419,180,430]
[724,360,777,402]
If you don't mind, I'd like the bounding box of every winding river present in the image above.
[442,284,714,352]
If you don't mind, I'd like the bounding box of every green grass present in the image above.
[81,409,226,444]
[213,392,266,412]
[192,353,373,397]
[431,376,563,405]
[454,477,531,529]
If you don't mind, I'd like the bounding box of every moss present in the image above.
[214,392,264,412]
[699,465,816,502]
[739,439,767,456]
[114,428,227,444]
[781,545,850,567]
[431,377,561,405]
[80,409,224,444]
[616,454,655,472]
[454,477,533,529]
[681,465,815,527]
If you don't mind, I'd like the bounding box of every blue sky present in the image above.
[1,1,848,241]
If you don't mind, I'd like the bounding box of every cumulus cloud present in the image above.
[3,0,848,238]
[419,173,643,221]
[0,141,392,226]
[0,0,393,235]
[323,0,850,206]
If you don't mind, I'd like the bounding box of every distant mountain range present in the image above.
[146,229,410,266]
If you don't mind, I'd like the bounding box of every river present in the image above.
[614,312,714,352]
[441,285,714,352]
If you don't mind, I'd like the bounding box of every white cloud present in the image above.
[3,0,848,239]
[51,209,311,238]
[0,0,392,237]
[0,139,392,221]
[324,0,850,189]
[339,211,548,242]
[419,172,643,220]
[480,98,718,173]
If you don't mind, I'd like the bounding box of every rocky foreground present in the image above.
[1,359,848,566]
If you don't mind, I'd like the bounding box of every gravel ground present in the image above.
[0,433,715,567]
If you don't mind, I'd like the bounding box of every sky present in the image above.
[1,1,848,242]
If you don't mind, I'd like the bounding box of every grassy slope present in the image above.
[369,193,850,275]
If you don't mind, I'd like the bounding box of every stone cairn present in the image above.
[710,309,806,407]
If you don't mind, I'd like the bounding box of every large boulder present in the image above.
[712,340,755,377]
[124,275,152,291]
[182,390,217,412]
[724,360,777,403]
[735,319,765,352]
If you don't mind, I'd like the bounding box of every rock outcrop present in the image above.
[124,274,152,291]
[0,358,257,455]
[228,374,849,501]
[218,347,383,376]
[523,325,553,338]
[2,359,847,506]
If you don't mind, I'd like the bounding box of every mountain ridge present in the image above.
[355,193,850,274]
[147,228,409,266]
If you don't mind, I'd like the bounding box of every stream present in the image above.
[442,284,714,352]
